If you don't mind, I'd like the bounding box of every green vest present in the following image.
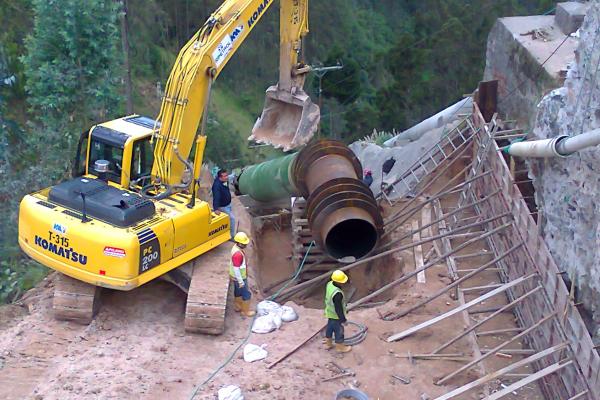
[229,244,247,279]
[324,281,346,320]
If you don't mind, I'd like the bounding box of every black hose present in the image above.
[344,321,368,346]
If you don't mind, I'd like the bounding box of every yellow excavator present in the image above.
[18,0,319,334]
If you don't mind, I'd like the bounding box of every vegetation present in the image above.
[0,0,555,302]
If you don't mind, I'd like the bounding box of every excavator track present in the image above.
[53,273,101,324]
[184,244,231,335]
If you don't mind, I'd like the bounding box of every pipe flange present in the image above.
[292,139,362,195]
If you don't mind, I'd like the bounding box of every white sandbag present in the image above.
[243,344,268,362]
[271,312,283,329]
[281,305,298,322]
[251,314,277,334]
[256,300,282,316]
[218,385,244,400]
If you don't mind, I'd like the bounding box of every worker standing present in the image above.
[212,169,236,239]
[323,270,352,353]
[230,232,256,317]
[363,169,373,187]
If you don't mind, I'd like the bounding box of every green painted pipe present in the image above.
[237,153,299,202]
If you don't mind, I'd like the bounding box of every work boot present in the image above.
[241,300,256,317]
[233,297,242,312]
[335,343,352,353]
[323,338,334,350]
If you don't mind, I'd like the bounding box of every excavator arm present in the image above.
[150,0,318,194]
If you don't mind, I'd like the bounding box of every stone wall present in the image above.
[529,2,600,331]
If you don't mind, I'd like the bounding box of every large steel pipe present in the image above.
[236,140,383,259]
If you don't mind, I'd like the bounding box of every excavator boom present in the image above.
[153,0,319,189]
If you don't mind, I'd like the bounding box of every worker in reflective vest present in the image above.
[323,270,352,353]
[230,232,256,317]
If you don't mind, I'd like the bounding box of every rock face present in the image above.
[530,2,600,331]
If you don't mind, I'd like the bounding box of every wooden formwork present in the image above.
[468,103,599,399]
[382,101,598,399]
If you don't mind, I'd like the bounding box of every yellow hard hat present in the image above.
[331,270,348,284]
[234,232,250,245]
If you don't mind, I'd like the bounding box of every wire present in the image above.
[499,33,572,106]
[188,241,315,400]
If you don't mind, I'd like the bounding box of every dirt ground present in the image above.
[0,196,541,399]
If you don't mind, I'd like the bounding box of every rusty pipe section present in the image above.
[237,139,383,259]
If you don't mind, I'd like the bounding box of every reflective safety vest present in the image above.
[229,244,247,279]
[324,281,346,320]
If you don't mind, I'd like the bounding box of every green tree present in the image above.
[21,0,123,136]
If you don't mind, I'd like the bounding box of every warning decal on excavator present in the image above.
[137,229,161,274]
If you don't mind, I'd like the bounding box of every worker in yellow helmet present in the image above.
[323,270,352,353]
[230,232,256,317]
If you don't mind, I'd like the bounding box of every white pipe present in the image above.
[505,136,567,158]
[384,98,473,147]
[556,128,600,155]
[505,129,600,158]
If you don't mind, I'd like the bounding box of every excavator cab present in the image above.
[250,83,320,151]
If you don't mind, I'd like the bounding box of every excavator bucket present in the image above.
[250,85,320,151]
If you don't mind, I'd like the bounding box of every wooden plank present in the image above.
[432,286,542,354]
[412,219,426,284]
[387,275,534,342]
[436,311,558,385]
[433,342,569,400]
[487,360,573,400]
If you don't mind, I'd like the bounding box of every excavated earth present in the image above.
[0,196,539,399]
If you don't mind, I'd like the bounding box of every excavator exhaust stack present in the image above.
[250,84,320,151]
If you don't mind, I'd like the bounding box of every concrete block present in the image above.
[555,2,589,35]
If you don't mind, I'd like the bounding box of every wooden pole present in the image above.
[385,242,524,320]
[380,188,500,253]
[487,360,573,400]
[436,310,557,385]
[275,216,511,300]
[433,342,569,400]
[384,169,490,232]
[384,157,476,226]
[383,138,475,219]
[387,274,535,343]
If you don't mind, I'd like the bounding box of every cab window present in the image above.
[89,139,124,183]
[130,138,154,183]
